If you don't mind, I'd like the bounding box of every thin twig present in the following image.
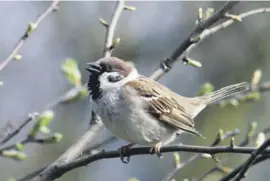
[103,0,125,57]
[218,155,270,181]
[31,119,103,181]
[0,0,59,73]
[150,1,239,80]
[161,129,240,181]
[197,8,270,48]
[196,125,270,181]
[0,135,60,154]
[233,139,270,181]
[15,134,111,181]
[0,113,38,146]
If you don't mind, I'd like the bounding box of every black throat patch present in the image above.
[87,70,103,101]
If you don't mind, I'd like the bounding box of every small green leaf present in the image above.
[183,57,202,68]
[230,137,235,147]
[41,133,63,143]
[128,178,139,181]
[15,143,24,151]
[197,82,214,96]
[248,121,258,138]
[2,150,27,161]
[173,152,180,168]
[28,110,54,137]
[251,69,262,86]
[124,5,136,11]
[205,8,214,18]
[25,22,36,38]
[256,132,266,148]
[219,98,240,107]
[39,126,51,134]
[225,13,242,22]
[229,99,239,106]
[110,37,121,50]
[61,58,82,87]
[244,92,261,101]
[217,129,224,140]
[113,37,121,46]
[6,177,16,181]
[201,153,212,159]
[38,111,54,127]
[14,54,22,60]
[16,152,27,161]
[53,133,63,142]
[198,7,203,20]
[99,18,108,27]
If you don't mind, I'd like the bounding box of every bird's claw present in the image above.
[118,143,134,164]
[120,155,130,164]
[150,142,163,159]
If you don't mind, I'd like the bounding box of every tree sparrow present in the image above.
[86,57,249,161]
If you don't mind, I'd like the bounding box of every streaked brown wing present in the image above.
[124,76,202,137]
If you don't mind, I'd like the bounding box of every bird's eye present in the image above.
[108,75,123,82]
[107,65,114,71]
[100,63,114,72]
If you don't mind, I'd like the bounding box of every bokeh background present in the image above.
[0,1,270,181]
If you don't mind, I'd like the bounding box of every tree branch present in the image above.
[103,0,125,57]
[0,0,59,73]
[34,144,270,180]
[150,1,239,80]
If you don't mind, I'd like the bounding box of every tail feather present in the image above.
[200,82,250,105]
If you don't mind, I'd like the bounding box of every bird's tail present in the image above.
[199,82,250,105]
[184,82,250,119]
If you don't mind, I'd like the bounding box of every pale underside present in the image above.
[94,76,204,146]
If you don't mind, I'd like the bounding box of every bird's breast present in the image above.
[94,89,134,142]
[94,88,178,146]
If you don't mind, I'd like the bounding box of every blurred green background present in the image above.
[0,1,270,181]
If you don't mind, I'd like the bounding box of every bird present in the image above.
[86,57,250,162]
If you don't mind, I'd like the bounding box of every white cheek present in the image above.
[99,70,138,91]
[99,72,120,90]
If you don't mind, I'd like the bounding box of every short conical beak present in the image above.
[86,62,102,73]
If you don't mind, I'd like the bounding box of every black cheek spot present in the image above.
[108,75,123,82]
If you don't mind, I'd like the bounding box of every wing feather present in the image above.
[124,77,202,137]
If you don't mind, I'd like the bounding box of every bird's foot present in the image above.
[118,143,134,164]
[150,142,163,159]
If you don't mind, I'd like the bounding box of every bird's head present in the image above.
[86,57,138,100]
